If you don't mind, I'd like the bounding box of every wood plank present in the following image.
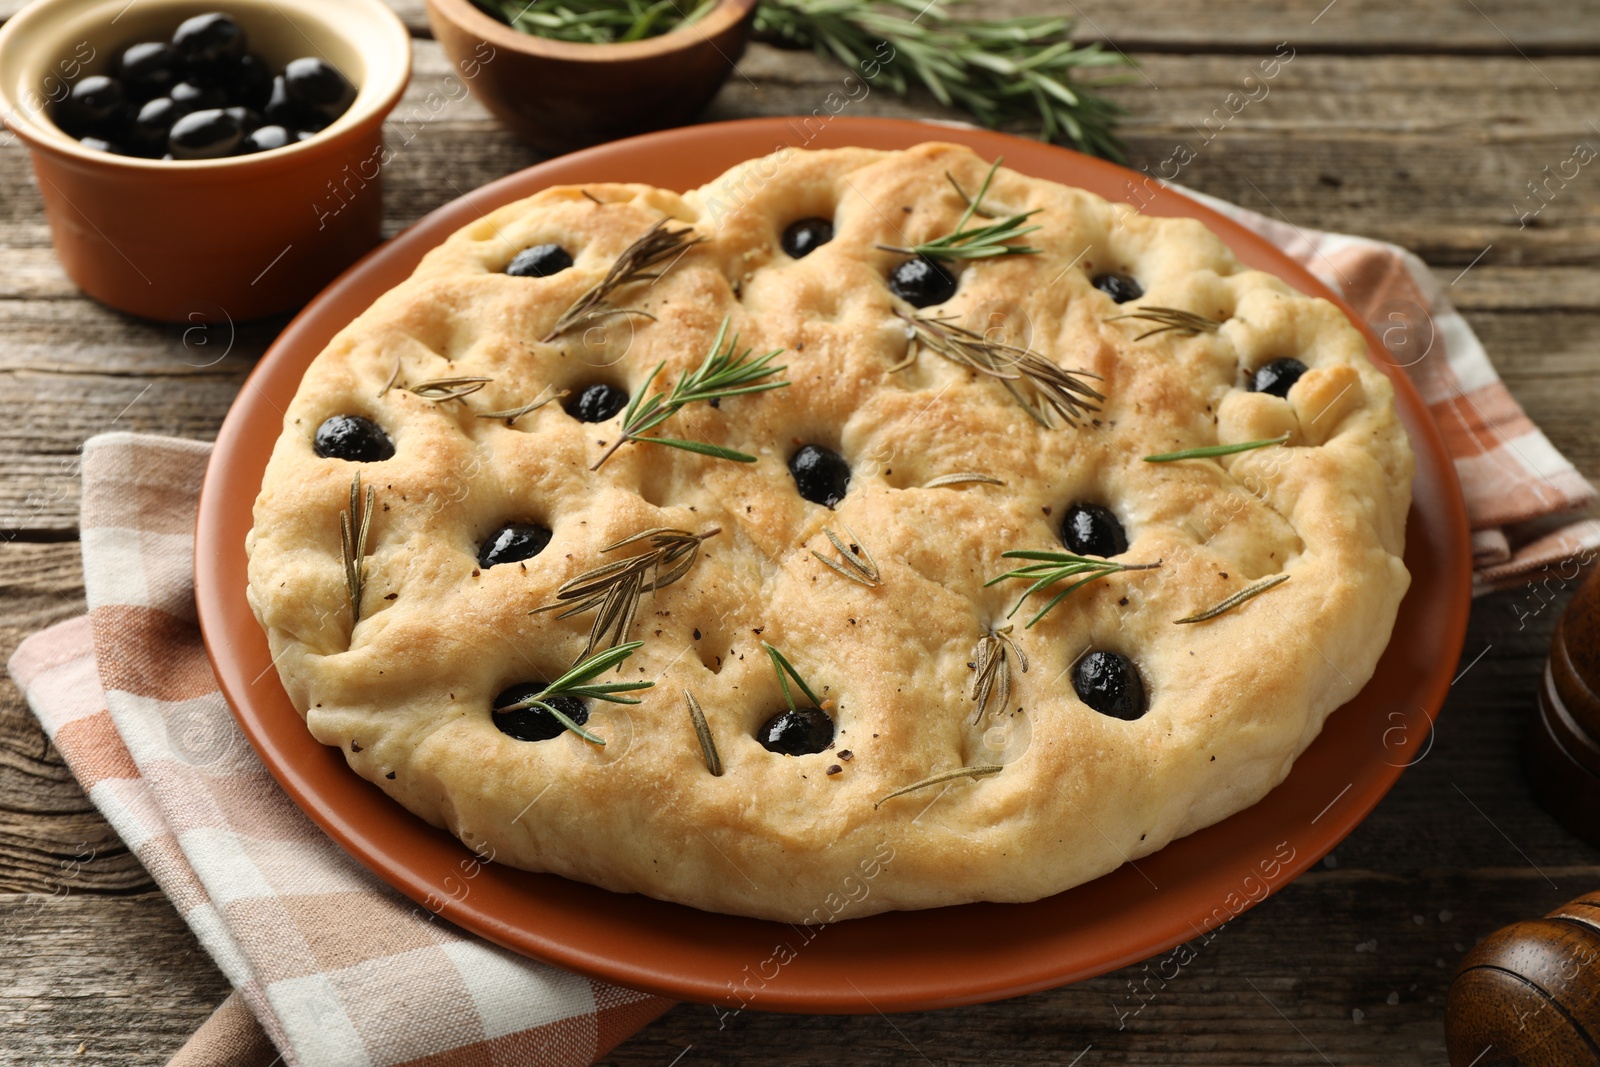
[0,892,228,1066]
[0,542,153,896]
[7,0,1600,53]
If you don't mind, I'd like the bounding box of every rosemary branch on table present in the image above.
[496,642,656,745]
[986,550,1162,628]
[543,218,702,342]
[753,0,1130,159]
[896,309,1103,428]
[591,315,788,470]
[339,472,375,627]
[878,159,1041,261]
[535,526,720,658]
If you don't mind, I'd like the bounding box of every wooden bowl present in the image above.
[0,0,411,323]
[423,0,758,155]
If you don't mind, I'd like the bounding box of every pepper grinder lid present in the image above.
[1534,562,1600,849]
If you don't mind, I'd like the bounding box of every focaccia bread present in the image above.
[246,143,1412,921]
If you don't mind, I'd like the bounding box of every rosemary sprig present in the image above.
[339,471,375,627]
[472,0,715,42]
[923,472,1006,488]
[477,386,569,423]
[752,0,1129,160]
[543,218,701,342]
[1176,574,1290,625]
[810,523,880,587]
[897,309,1103,428]
[592,316,788,470]
[407,376,493,402]
[1144,433,1290,463]
[986,550,1162,628]
[536,526,719,658]
[874,764,1003,810]
[684,689,723,776]
[971,625,1026,723]
[878,159,1041,261]
[1106,307,1223,342]
[765,642,824,711]
[496,642,655,746]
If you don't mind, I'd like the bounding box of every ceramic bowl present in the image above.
[424,0,757,155]
[0,0,411,322]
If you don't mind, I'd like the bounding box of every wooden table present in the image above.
[4,1,1598,1062]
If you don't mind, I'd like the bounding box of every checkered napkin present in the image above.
[7,436,672,1067]
[7,199,1597,1067]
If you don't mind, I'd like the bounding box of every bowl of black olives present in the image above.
[0,0,410,322]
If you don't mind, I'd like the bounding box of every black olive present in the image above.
[282,57,356,122]
[788,444,850,508]
[565,383,629,423]
[888,256,958,307]
[222,106,263,133]
[56,75,125,137]
[128,97,184,156]
[1250,358,1308,399]
[758,706,834,755]
[171,13,247,67]
[170,81,227,112]
[78,136,117,153]
[313,415,394,462]
[1092,273,1143,303]
[506,243,573,278]
[781,217,833,259]
[492,684,588,742]
[168,108,241,160]
[1072,651,1146,720]
[203,53,272,110]
[1061,503,1127,558]
[115,41,177,100]
[478,522,552,568]
[240,123,292,153]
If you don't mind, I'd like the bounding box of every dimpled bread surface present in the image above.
[245,142,1413,921]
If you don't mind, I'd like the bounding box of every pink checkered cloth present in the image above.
[7,199,1596,1067]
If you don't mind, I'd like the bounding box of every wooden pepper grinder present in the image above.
[1443,569,1600,1065]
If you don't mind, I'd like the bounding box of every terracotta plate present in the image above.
[195,117,1472,1012]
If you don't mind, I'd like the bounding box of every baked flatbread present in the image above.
[246,143,1412,921]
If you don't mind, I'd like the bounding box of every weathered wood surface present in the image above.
[2,0,1599,1062]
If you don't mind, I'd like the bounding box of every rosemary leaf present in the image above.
[684,689,724,776]
[879,158,1041,261]
[1105,307,1223,342]
[874,765,1003,809]
[897,309,1102,428]
[765,642,824,710]
[477,386,569,423]
[971,625,1026,723]
[498,641,657,747]
[986,550,1162,628]
[338,472,376,626]
[535,527,720,658]
[543,218,701,342]
[810,523,881,587]
[923,472,1006,489]
[592,315,787,470]
[407,376,493,402]
[1144,433,1291,463]
[1175,574,1290,625]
